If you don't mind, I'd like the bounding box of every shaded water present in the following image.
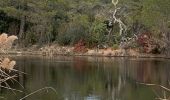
[0,56,170,100]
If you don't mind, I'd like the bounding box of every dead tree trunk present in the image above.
[112,0,127,36]
[111,0,128,48]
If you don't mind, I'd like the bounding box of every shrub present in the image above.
[112,44,119,50]
[57,33,72,45]
[73,39,88,53]
[87,19,107,47]
[57,14,90,45]
[25,32,37,45]
[137,32,166,54]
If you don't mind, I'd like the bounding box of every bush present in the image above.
[57,24,89,45]
[57,33,72,45]
[137,32,166,54]
[112,44,119,50]
[57,14,90,45]
[87,19,107,47]
[25,32,37,45]
[73,39,88,53]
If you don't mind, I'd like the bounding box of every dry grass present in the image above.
[1,58,16,70]
[0,33,22,92]
[0,33,18,51]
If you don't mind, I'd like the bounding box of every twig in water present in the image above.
[138,82,170,100]
[19,87,57,100]
[0,96,6,100]
[0,85,23,92]
[138,82,170,92]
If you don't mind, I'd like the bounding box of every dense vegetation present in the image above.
[0,0,170,55]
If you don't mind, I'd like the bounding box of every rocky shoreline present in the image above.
[2,45,169,59]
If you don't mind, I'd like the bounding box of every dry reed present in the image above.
[0,33,18,50]
[0,33,21,92]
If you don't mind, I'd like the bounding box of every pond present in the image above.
[0,56,170,100]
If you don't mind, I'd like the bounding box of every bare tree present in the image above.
[111,0,127,36]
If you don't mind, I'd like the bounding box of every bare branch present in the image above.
[112,0,119,6]
[111,0,127,36]
[0,85,23,92]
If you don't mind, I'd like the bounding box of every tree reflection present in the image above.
[1,56,169,100]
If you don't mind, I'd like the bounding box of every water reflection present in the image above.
[0,56,170,100]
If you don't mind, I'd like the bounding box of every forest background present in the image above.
[0,0,170,56]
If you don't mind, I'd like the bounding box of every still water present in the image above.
[0,56,170,100]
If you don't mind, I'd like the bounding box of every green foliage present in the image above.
[25,32,37,45]
[51,10,69,41]
[121,0,170,34]
[0,10,20,34]
[57,33,72,45]
[112,44,119,50]
[57,14,90,45]
[0,11,8,33]
[0,0,170,48]
[87,19,107,46]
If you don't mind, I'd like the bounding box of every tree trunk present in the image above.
[166,32,170,56]
[19,15,25,39]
